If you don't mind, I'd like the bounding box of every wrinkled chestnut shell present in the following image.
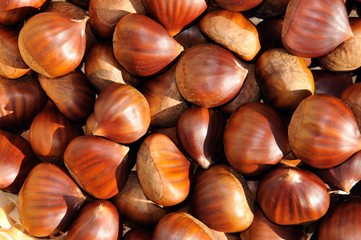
[142,0,207,36]
[257,166,330,225]
[136,133,191,207]
[67,200,120,240]
[190,164,254,233]
[64,135,130,199]
[113,13,183,77]
[176,43,248,108]
[224,102,290,176]
[18,162,86,237]
[288,94,361,169]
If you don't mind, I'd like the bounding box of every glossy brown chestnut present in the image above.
[113,13,184,77]
[0,130,39,193]
[64,135,130,199]
[142,0,207,36]
[257,166,330,225]
[240,207,307,240]
[87,83,150,144]
[224,102,290,176]
[0,0,48,25]
[18,162,86,237]
[18,12,88,78]
[190,164,254,233]
[175,43,248,108]
[139,64,189,128]
[288,94,361,169]
[214,0,263,12]
[318,198,361,240]
[136,133,191,207]
[219,63,260,116]
[67,200,120,240]
[176,107,227,169]
[316,150,361,193]
[255,48,314,111]
[341,82,361,131]
[29,102,84,163]
[38,71,96,123]
[282,0,353,58]
[313,70,353,98]
[0,25,30,79]
[85,41,139,91]
[153,212,227,240]
[89,0,146,39]
[123,228,153,240]
[112,171,170,227]
[200,9,261,61]
[0,74,47,133]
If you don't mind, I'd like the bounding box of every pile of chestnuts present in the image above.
[1,0,361,239]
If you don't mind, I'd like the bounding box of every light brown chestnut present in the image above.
[18,12,88,78]
[257,166,330,225]
[85,41,139,91]
[255,48,314,112]
[112,171,170,227]
[142,0,207,36]
[18,162,86,237]
[200,9,261,61]
[89,0,146,39]
[87,83,150,144]
[64,135,131,199]
[282,0,353,58]
[190,164,254,233]
[139,64,189,128]
[136,133,191,207]
[176,107,227,169]
[0,74,47,133]
[176,43,248,108]
[67,200,120,240]
[113,13,184,77]
[29,101,84,163]
[288,94,361,169]
[38,71,96,123]
[0,130,39,193]
[0,25,30,79]
[224,102,290,176]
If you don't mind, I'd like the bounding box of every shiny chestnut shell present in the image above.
[64,135,130,199]
[257,166,330,225]
[18,162,86,237]
[288,94,361,169]
[190,164,254,233]
[67,200,120,240]
[176,43,248,108]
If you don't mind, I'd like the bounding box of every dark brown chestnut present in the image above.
[175,43,248,108]
[255,0,291,19]
[18,162,86,237]
[341,82,361,131]
[29,102,84,163]
[136,133,191,207]
[0,130,39,193]
[84,41,140,92]
[87,83,150,144]
[176,106,227,169]
[67,200,120,240]
[0,74,47,133]
[112,171,170,227]
[113,13,184,77]
[64,135,131,199]
[174,21,208,50]
[288,94,361,169]
[282,0,353,58]
[313,70,353,98]
[142,0,207,36]
[257,166,330,225]
[190,164,254,233]
[123,228,153,240]
[38,71,96,123]
[214,0,263,12]
[224,102,290,176]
